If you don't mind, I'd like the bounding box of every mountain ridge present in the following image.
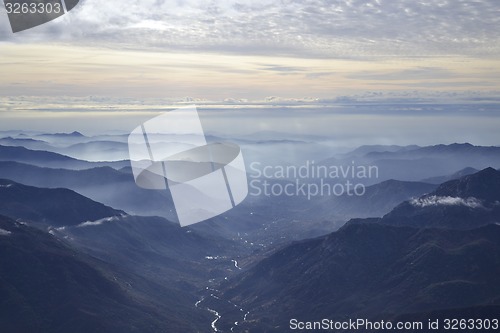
[0,179,125,227]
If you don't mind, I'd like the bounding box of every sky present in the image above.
[0,0,499,143]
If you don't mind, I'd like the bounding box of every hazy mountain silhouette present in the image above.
[421,167,479,184]
[0,136,129,162]
[0,161,175,219]
[339,144,421,159]
[0,179,124,227]
[0,136,54,151]
[0,145,128,169]
[317,179,436,218]
[321,143,500,183]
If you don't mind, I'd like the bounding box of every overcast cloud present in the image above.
[1,0,499,58]
[1,0,499,141]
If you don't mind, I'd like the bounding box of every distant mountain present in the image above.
[321,143,500,183]
[216,223,500,332]
[0,214,210,332]
[0,179,124,227]
[0,137,129,162]
[365,143,500,160]
[0,136,54,151]
[340,144,421,158]
[34,131,88,144]
[0,161,176,219]
[0,160,346,242]
[316,179,436,218]
[38,131,87,138]
[365,144,500,181]
[380,167,500,229]
[0,144,128,169]
[421,167,479,184]
[58,140,129,161]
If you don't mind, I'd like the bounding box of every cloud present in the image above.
[348,67,457,81]
[0,228,12,236]
[1,0,499,58]
[76,215,122,227]
[258,64,307,74]
[410,195,484,208]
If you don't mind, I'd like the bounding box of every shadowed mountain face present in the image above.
[0,179,124,227]
[0,215,209,333]
[51,215,248,289]
[0,180,248,332]
[0,179,247,287]
[217,223,500,332]
[214,168,500,332]
[432,167,500,201]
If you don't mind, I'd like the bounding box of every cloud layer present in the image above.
[410,195,484,208]
[1,0,499,58]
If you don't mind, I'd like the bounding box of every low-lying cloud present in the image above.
[410,195,484,208]
[0,228,12,236]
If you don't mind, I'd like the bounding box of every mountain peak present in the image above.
[58,131,85,137]
[450,142,473,147]
[38,131,86,138]
[433,167,500,201]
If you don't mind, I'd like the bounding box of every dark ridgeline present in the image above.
[0,179,124,227]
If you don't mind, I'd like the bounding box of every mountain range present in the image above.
[378,167,500,229]
[1,135,500,332]
[213,168,500,332]
[321,143,500,183]
[0,214,211,332]
[0,179,124,227]
[0,145,128,170]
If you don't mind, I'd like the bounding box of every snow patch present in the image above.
[0,184,13,188]
[410,196,483,208]
[76,215,122,228]
[0,228,12,236]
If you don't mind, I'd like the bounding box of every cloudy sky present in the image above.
[0,0,499,142]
